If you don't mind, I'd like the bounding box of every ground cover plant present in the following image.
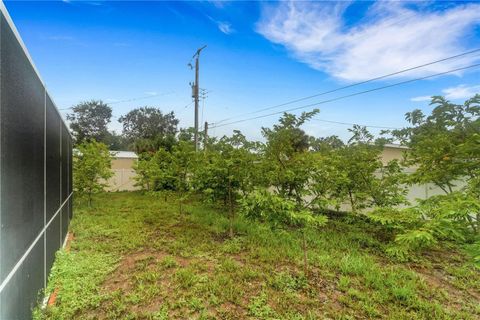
[35,192,479,319]
[42,95,479,319]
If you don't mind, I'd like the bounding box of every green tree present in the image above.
[119,107,179,152]
[391,95,480,234]
[251,110,329,275]
[67,100,112,144]
[177,127,195,144]
[391,95,480,193]
[193,131,260,237]
[133,153,160,192]
[261,110,319,207]
[133,142,195,213]
[309,135,344,153]
[308,151,345,211]
[104,131,129,151]
[73,141,113,206]
[369,95,480,261]
[171,141,196,213]
[325,126,408,212]
[178,127,215,151]
[136,149,177,191]
[240,190,327,276]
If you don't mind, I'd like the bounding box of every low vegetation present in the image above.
[54,95,479,318]
[129,95,480,264]
[35,192,480,319]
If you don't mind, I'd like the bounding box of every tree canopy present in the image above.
[119,107,179,147]
[67,100,112,144]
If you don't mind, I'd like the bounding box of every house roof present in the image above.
[110,151,138,159]
[383,143,409,150]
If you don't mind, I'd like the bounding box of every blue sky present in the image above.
[4,0,480,141]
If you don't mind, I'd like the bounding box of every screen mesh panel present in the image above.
[0,11,45,283]
[0,9,73,319]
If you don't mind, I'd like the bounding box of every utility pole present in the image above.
[190,45,206,152]
[204,121,208,152]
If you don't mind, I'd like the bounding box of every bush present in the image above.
[73,140,113,206]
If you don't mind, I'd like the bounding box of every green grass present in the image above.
[34,192,480,319]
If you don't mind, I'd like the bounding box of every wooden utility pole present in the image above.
[191,45,206,152]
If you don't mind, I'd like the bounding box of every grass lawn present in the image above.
[35,192,480,320]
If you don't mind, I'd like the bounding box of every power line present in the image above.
[212,48,480,125]
[109,100,192,122]
[210,62,480,129]
[311,118,400,130]
[182,101,194,109]
[58,91,174,111]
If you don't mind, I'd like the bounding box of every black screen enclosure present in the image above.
[0,3,73,319]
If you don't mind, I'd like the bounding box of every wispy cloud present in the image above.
[217,21,234,34]
[83,1,104,6]
[144,91,158,96]
[167,6,185,21]
[410,95,431,102]
[442,84,480,100]
[257,1,480,81]
[207,15,235,35]
[411,84,480,102]
[61,0,104,5]
[208,1,229,9]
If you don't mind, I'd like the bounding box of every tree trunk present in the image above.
[447,183,453,194]
[179,191,183,214]
[348,191,356,213]
[87,183,93,207]
[88,192,92,207]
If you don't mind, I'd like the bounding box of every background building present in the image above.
[379,144,463,203]
[106,151,140,192]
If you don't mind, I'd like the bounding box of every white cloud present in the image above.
[442,84,480,100]
[411,84,480,102]
[257,1,480,81]
[218,21,234,34]
[208,1,229,9]
[144,91,158,96]
[206,15,235,35]
[410,95,431,102]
